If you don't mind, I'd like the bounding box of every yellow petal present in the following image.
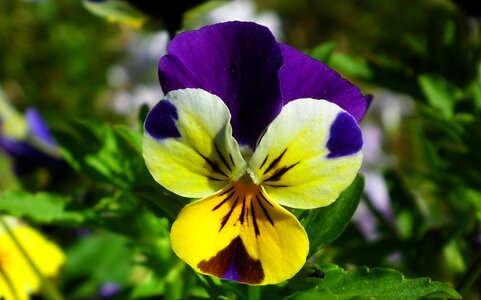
[143,89,246,198]
[0,224,65,300]
[249,99,363,209]
[170,180,308,285]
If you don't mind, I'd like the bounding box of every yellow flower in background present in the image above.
[0,218,65,300]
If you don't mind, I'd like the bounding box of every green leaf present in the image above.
[307,41,338,63]
[286,264,461,300]
[418,74,461,118]
[62,232,134,297]
[329,53,373,81]
[113,124,142,155]
[0,190,88,225]
[81,0,146,28]
[0,87,27,139]
[301,174,364,256]
[183,1,231,30]
[53,120,146,190]
[133,185,190,221]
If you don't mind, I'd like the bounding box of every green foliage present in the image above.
[286,264,461,300]
[0,0,121,123]
[0,190,88,225]
[302,175,364,256]
[62,232,134,295]
[81,0,146,27]
[52,120,146,190]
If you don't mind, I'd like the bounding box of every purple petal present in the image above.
[0,137,62,174]
[278,44,368,123]
[25,108,56,146]
[327,112,363,158]
[144,100,181,139]
[158,21,284,148]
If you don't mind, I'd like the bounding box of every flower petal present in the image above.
[143,89,246,198]
[279,44,368,122]
[170,181,309,285]
[25,108,56,146]
[158,21,284,148]
[0,224,65,300]
[249,99,363,209]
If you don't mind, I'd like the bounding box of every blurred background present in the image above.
[1,0,481,299]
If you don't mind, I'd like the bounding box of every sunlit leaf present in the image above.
[81,0,146,28]
[418,74,461,118]
[0,190,88,225]
[286,264,461,300]
[301,174,364,256]
[53,120,147,190]
[307,41,337,63]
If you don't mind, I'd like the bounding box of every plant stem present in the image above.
[194,273,221,299]
[0,218,64,300]
[247,286,261,300]
[457,252,481,296]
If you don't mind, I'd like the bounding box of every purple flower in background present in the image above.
[0,108,62,175]
[99,282,121,298]
[143,21,369,285]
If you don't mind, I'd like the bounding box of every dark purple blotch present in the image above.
[144,100,181,139]
[198,236,264,284]
[327,112,362,158]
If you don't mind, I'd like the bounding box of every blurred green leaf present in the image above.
[286,264,461,300]
[307,41,337,63]
[302,174,364,256]
[62,231,134,296]
[113,124,142,155]
[0,190,88,225]
[418,74,461,118]
[81,0,146,28]
[53,120,148,190]
[330,53,373,81]
[133,185,189,221]
[183,1,231,30]
[0,87,27,139]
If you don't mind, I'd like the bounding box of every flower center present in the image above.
[212,180,274,236]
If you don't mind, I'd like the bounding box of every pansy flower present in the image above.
[0,104,62,175]
[0,217,65,300]
[143,21,368,285]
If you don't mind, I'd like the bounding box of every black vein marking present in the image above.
[264,162,300,182]
[220,197,239,231]
[206,175,224,181]
[218,186,234,197]
[257,192,274,207]
[229,154,235,166]
[256,195,274,226]
[244,198,249,226]
[214,143,232,172]
[251,200,260,236]
[239,197,246,224]
[199,153,228,178]
[263,149,288,175]
[213,190,236,211]
[259,155,269,169]
[263,183,288,188]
